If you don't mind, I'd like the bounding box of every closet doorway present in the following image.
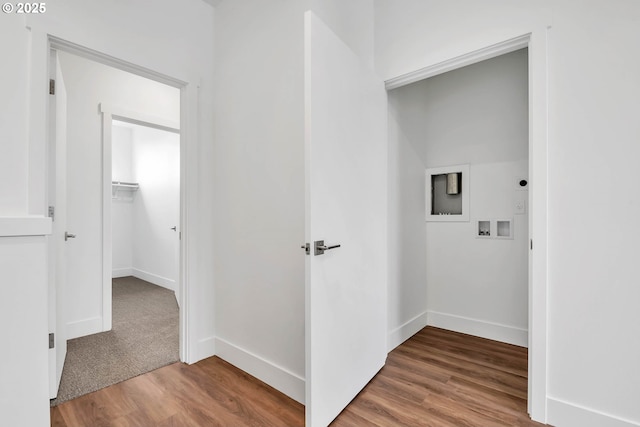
[49,47,183,403]
[387,45,538,411]
[111,120,181,299]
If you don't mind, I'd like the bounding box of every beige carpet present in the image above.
[51,276,179,405]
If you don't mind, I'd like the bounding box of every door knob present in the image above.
[301,243,310,255]
[171,226,177,231]
[64,232,76,241]
[314,240,341,256]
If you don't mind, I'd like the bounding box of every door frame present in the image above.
[385,32,549,422]
[48,36,192,363]
[99,104,181,330]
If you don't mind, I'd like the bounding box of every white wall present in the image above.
[212,0,307,403]
[0,3,214,425]
[0,235,50,427]
[426,161,528,344]
[376,1,640,425]
[308,0,374,68]
[388,49,529,347]
[112,123,180,290]
[212,0,378,405]
[131,125,180,291]
[387,93,428,349]
[111,125,134,277]
[58,51,180,338]
[0,16,29,215]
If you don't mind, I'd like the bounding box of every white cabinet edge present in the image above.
[0,216,52,237]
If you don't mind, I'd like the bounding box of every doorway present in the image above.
[48,44,185,402]
[389,47,530,348]
[111,120,180,297]
[385,34,548,420]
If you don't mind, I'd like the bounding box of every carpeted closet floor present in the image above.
[51,276,179,405]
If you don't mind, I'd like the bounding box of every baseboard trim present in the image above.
[195,336,216,362]
[132,268,175,292]
[112,267,132,278]
[426,310,527,347]
[388,311,429,352]
[547,397,640,427]
[66,316,103,340]
[215,337,305,404]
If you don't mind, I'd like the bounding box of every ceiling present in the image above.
[200,0,223,7]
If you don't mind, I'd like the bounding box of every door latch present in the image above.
[300,243,310,255]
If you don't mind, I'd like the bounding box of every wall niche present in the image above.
[425,164,469,222]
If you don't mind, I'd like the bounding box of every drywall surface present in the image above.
[376,1,640,425]
[111,125,134,277]
[58,51,179,339]
[0,16,29,215]
[112,123,179,289]
[0,236,49,427]
[309,0,374,68]
[388,49,529,347]
[426,160,528,340]
[387,93,428,349]
[131,125,180,291]
[212,0,306,403]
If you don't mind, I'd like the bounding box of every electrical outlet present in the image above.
[515,199,526,214]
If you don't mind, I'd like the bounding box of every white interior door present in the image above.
[304,11,388,427]
[48,52,68,398]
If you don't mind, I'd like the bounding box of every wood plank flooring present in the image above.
[331,327,547,427]
[51,356,303,427]
[51,327,546,426]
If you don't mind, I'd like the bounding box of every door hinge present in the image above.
[49,333,54,349]
[49,79,55,95]
[530,239,533,250]
[48,206,55,222]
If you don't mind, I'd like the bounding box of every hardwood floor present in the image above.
[51,356,304,427]
[51,327,546,427]
[331,327,546,426]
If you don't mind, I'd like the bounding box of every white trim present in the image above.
[384,30,549,422]
[28,28,49,216]
[111,267,132,278]
[547,397,640,427]
[100,103,179,133]
[0,217,52,237]
[132,268,176,292]
[66,316,102,339]
[195,336,216,361]
[179,81,195,364]
[48,36,186,89]
[427,311,528,348]
[385,34,530,90]
[215,337,306,405]
[388,311,428,352]
[102,111,113,332]
[527,27,549,422]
